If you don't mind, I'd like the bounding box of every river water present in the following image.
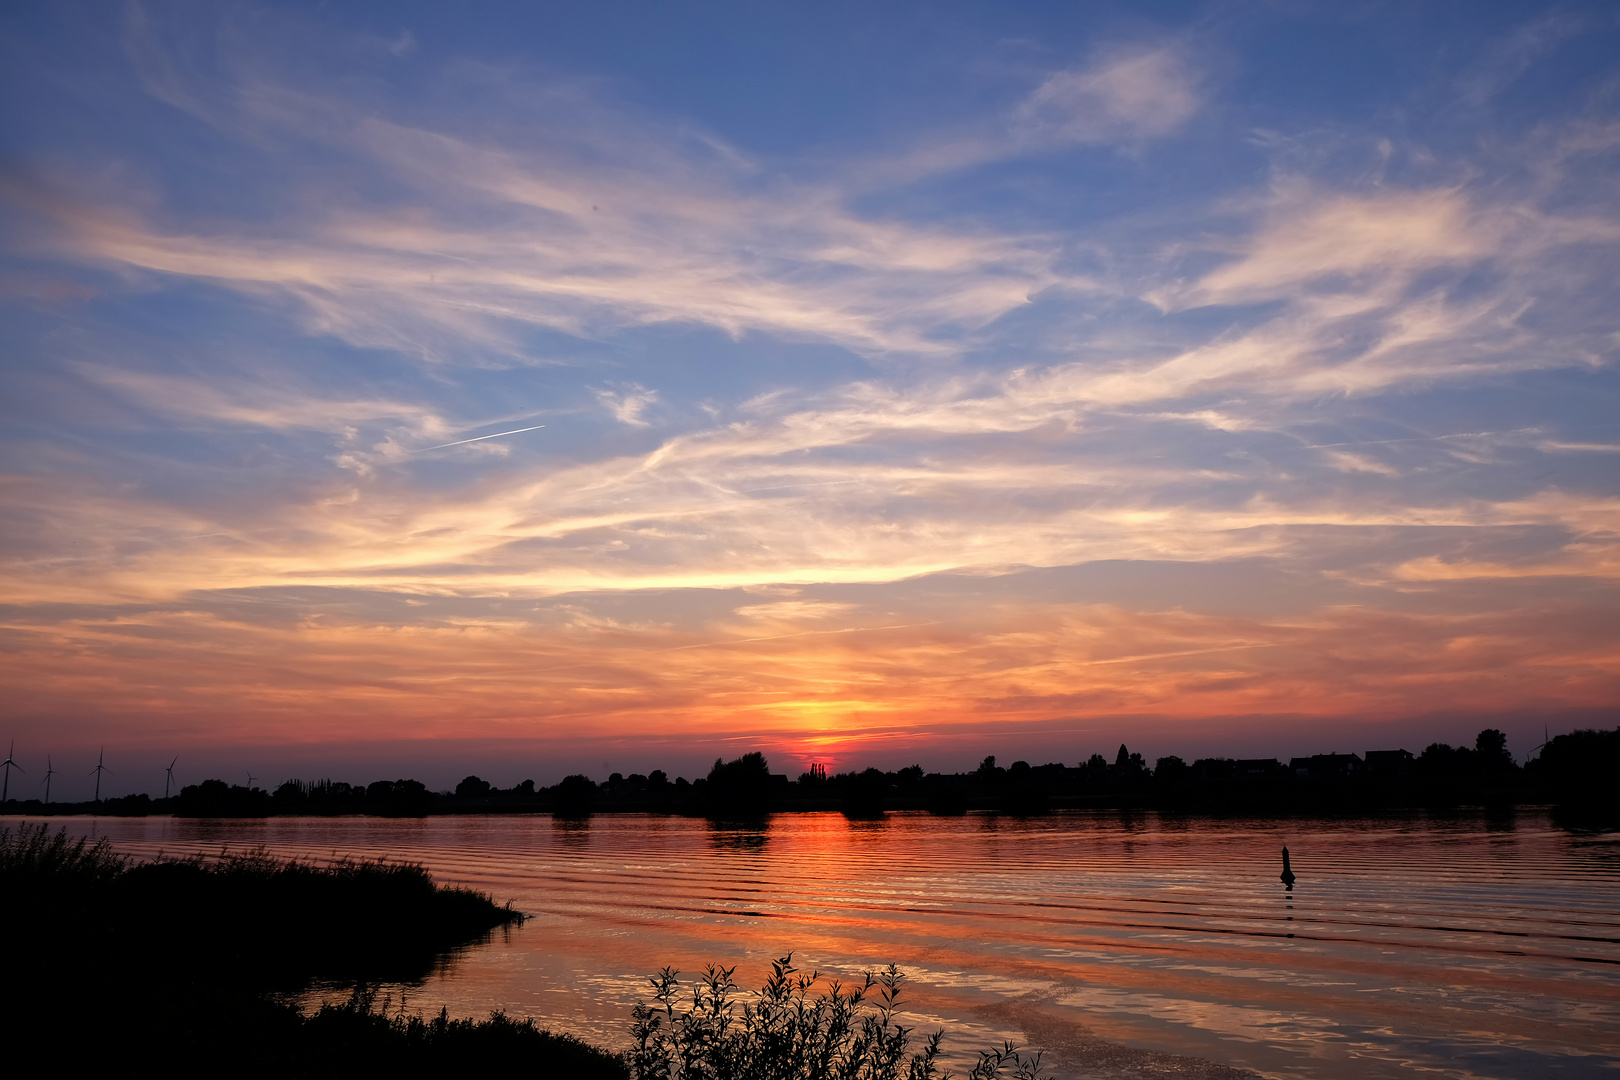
[28,809,1620,1079]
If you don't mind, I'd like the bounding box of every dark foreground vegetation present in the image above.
[628,954,1045,1080]
[0,823,623,1076]
[2,824,1047,1077]
[9,724,1616,823]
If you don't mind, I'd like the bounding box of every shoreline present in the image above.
[0,794,1582,819]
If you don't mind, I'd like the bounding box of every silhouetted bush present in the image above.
[629,954,1045,1080]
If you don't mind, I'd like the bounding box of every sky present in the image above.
[2,0,1618,798]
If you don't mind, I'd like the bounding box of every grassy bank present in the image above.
[0,823,625,1076]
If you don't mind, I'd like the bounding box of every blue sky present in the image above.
[2,1,1618,797]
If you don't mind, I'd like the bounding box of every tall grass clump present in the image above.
[293,983,628,1076]
[0,821,128,923]
[0,821,128,884]
[630,954,1045,1080]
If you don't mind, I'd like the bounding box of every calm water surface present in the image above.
[34,810,1620,1079]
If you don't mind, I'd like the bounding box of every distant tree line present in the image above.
[6,724,1616,821]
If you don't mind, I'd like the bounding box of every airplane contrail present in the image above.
[414,424,546,452]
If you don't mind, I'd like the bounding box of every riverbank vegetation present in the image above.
[7,725,1615,821]
[0,822,624,1075]
[1,824,1050,1076]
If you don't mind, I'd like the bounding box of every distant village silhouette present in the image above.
[4,725,1616,822]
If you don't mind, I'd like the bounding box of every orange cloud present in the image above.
[3,586,1613,762]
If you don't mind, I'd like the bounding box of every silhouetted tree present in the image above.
[1418,742,1472,776]
[273,780,308,809]
[1113,745,1147,778]
[175,779,272,818]
[1191,757,1235,780]
[363,778,432,817]
[925,782,969,815]
[705,752,773,818]
[553,774,597,817]
[1528,726,1620,816]
[1154,756,1189,784]
[304,779,360,814]
[999,760,1048,815]
[98,793,152,816]
[455,775,493,799]
[840,767,888,818]
[1475,729,1513,770]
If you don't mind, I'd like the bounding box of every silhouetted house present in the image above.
[1364,749,1415,775]
[1290,753,1364,778]
[1234,758,1285,778]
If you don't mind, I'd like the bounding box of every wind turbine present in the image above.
[42,756,56,804]
[0,741,21,802]
[164,756,179,799]
[1530,724,1553,763]
[89,747,111,802]
[246,771,258,791]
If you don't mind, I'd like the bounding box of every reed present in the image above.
[0,821,128,883]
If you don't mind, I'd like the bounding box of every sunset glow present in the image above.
[2,2,1618,796]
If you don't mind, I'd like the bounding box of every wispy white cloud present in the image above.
[1163,186,1487,310]
[593,384,658,427]
[75,364,446,435]
[1015,47,1202,146]
[28,104,1059,361]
